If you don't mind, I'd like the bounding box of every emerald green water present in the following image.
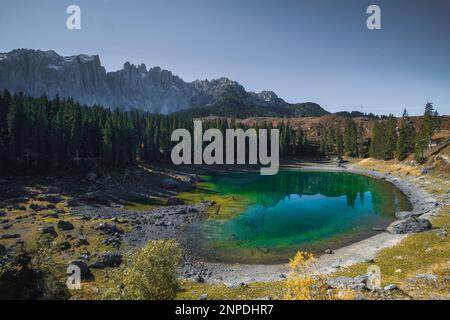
[187,170,412,264]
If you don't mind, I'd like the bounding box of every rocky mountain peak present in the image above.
[0,49,326,117]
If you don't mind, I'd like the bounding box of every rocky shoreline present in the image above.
[186,163,442,286]
[0,162,443,288]
[67,163,442,286]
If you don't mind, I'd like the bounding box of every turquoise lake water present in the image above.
[187,170,412,264]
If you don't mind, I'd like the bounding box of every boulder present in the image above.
[66,199,79,207]
[383,284,398,292]
[166,197,185,206]
[0,233,20,239]
[409,273,437,285]
[395,211,415,220]
[388,217,432,234]
[45,212,59,219]
[101,236,121,248]
[432,229,447,237]
[335,156,344,164]
[327,275,368,290]
[38,195,64,204]
[195,274,205,283]
[69,260,94,280]
[161,178,180,189]
[29,203,47,211]
[90,252,123,269]
[59,241,71,251]
[75,237,90,246]
[46,186,62,194]
[421,166,432,175]
[80,191,110,205]
[94,223,123,235]
[85,172,98,182]
[0,244,7,256]
[40,225,58,238]
[57,220,75,231]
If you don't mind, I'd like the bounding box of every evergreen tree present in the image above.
[383,116,397,160]
[414,103,439,163]
[396,109,415,161]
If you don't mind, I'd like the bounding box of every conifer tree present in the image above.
[396,109,415,161]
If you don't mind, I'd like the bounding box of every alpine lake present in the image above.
[184,170,412,264]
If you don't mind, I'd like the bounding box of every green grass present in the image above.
[176,280,285,300]
[334,206,450,299]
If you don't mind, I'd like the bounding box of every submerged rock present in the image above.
[258,247,269,254]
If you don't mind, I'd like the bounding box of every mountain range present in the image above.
[0,49,329,117]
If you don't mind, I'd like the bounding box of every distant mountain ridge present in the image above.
[0,49,329,117]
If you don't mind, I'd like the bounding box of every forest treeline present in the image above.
[0,90,442,174]
[370,105,441,162]
[319,104,441,163]
[0,90,305,174]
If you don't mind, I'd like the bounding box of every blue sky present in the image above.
[1,0,449,115]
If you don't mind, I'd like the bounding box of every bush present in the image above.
[105,240,182,300]
[284,251,354,300]
[0,235,69,300]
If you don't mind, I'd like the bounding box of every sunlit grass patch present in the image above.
[177,280,285,300]
[334,206,450,299]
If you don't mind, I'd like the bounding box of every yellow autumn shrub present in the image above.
[105,239,182,300]
[284,251,354,300]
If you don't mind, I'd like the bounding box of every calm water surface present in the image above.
[187,170,412,264]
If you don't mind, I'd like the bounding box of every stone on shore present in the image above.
[166,197,185,206]
[387,217,432,234]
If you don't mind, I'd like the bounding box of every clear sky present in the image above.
[1,0,449,115]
